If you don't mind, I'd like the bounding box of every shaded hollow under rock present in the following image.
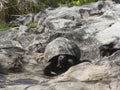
[99,42,120,60]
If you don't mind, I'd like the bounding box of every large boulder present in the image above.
[48,53,120,90]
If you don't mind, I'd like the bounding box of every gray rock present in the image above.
[10,14,34,26]
[49,61,120,90]
[96,22,120,44]
[23,14,34,25]
[26,85,53,90]
[34,11,47,23]
[0,53,24,74]
[43,6,82,31]
[52,81,120,90]
[112,0,120,3]
[0,85,29,90]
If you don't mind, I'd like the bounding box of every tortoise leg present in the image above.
[67,59,74,66]
[43,61,57,76]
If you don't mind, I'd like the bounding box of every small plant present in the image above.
[0,24,10,31]
[28,22,38,28]
[59,0,99,6]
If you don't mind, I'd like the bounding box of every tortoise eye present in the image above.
[58,55,65,60]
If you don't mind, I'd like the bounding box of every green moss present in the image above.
[9,23,19,28]
[0,24,10,31]
[28,22,38,28]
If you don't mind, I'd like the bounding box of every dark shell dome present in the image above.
[44,37,81,62]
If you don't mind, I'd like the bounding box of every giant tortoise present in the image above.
[43,37,81,76]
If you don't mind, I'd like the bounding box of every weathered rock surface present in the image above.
[0,0,120,90]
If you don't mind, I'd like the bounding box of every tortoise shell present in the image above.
[44,37,81,62]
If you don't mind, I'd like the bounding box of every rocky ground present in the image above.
[0,0,120,90]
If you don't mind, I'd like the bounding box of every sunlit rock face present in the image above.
[0,0,120,90]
